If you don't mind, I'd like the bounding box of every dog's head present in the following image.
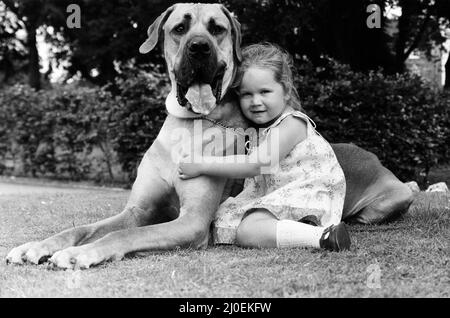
[139,3,242,115]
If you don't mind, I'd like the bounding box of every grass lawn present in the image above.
[0,188,448,298]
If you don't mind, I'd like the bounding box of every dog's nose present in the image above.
[188,38,211,57]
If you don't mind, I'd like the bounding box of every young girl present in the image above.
[178,43,350,252]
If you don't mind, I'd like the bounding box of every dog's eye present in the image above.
[210,25,225,36]
[174,24,185,34]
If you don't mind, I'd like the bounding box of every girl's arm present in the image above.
[178,154,263,179]
[178,116,308,179]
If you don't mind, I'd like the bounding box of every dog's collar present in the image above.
[165,91,203,119]
[200,115,247,137]
[166,91,245,137]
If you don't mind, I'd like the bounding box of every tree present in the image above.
[0,1,27,85]
[3,0,449,87]
[2,0,67,90]
[43,0,181,85]
[386,0,450,74]
[225,0,393,71]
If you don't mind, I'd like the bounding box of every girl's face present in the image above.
[238,66,288,125]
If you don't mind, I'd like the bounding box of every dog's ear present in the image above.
[221,6,242,62]
[139,5,176,54]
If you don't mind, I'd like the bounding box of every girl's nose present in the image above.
[251,94,262,105]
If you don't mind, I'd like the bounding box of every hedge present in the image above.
[0,67,169,183]
[0,59,448,186]
[297,57,449,185]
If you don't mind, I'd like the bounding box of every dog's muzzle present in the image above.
[174,37,226,113]
[175,62,226,107]
[187,36,212,59]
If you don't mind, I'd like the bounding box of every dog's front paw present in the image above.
[48,246,92,270]
[6,241,51,265]
[48,245,123,270]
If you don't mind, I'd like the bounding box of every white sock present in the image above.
[276,220,324,248]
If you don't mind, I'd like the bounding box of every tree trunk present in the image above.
[445,54,450,90]
[394,10,410,73]
[0,55,14,83]
[98,140,115,182]
[26,26,41,90]
[98,56,117,85]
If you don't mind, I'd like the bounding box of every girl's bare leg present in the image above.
[236,209,278,248]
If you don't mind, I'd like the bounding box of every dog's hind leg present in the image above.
[332,143,415,224]
[345,172,415,224]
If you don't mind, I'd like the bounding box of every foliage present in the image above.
[1,57,448,185]
[4,0,450,89]
[105,66,170,177]
[0,84,99,179]
[297,56,450,185]
[0,1,27,84]
[227,0,393,71]
[0,67,170,181]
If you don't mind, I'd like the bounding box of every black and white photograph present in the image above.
[0,0,448,301]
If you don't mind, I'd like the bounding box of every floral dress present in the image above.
[212,110,346,244]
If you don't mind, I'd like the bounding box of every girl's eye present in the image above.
[261,90,271,94]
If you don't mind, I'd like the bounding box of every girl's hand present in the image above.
[178,162,201,179]
[178,153,202,179]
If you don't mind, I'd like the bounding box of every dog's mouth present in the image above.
[176,61,226,115]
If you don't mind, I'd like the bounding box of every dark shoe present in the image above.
[319,222,351,252]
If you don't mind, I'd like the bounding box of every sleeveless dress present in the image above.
[212,110,346,244]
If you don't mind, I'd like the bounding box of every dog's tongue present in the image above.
[185,83,216,115]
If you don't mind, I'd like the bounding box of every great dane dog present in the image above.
[6,3,413,269]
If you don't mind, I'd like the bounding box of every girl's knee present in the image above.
[235,210,277,248]
[235,218,256,247]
